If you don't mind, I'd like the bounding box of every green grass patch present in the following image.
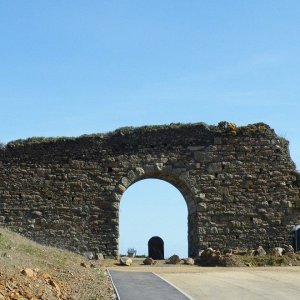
[0,232,12,250]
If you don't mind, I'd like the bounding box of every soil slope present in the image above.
[0,228,114,300]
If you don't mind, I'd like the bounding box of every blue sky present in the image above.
[1,1,299,257]
[119,179,188,257]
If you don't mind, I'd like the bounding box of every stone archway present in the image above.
[119,178,188,258]
[115,167,199,258]
[0,122,298,258]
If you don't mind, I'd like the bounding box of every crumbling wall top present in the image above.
[1,121,281,149]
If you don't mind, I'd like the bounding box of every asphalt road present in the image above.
[109,266,300,300]
[108,270,191,300]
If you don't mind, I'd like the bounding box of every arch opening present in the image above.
[119,178,188,258]
[148,236,164,259]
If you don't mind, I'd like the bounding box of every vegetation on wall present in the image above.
[2,121,277,149]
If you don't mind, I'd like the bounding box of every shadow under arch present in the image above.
[114,166,199,257]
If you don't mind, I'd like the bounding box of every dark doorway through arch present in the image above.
[148,236,164,259]
[293,225,300,252]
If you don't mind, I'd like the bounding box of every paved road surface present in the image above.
[109,266,300,300]
[158,267,300,300]
[108,270,191,300]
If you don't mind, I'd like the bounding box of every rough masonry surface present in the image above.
[0,122,299,257]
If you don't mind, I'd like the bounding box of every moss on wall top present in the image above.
[3,121,279,150]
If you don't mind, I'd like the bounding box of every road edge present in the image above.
[152,272,194,300]
[107,268,120,300]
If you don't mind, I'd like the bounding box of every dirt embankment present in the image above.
[0,229,114,300]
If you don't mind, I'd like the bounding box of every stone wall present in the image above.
[0,122,299,257]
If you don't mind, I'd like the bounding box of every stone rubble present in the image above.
[119,258,132,266]
[167,255,181,264]
[255,246,267,256]
[183,258,195,265]
[143,257,156,265]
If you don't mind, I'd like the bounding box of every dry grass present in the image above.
[0,228,114,299]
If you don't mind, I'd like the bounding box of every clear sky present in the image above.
[1,1,299,257]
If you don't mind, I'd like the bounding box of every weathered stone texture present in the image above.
[0,122,299,257]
